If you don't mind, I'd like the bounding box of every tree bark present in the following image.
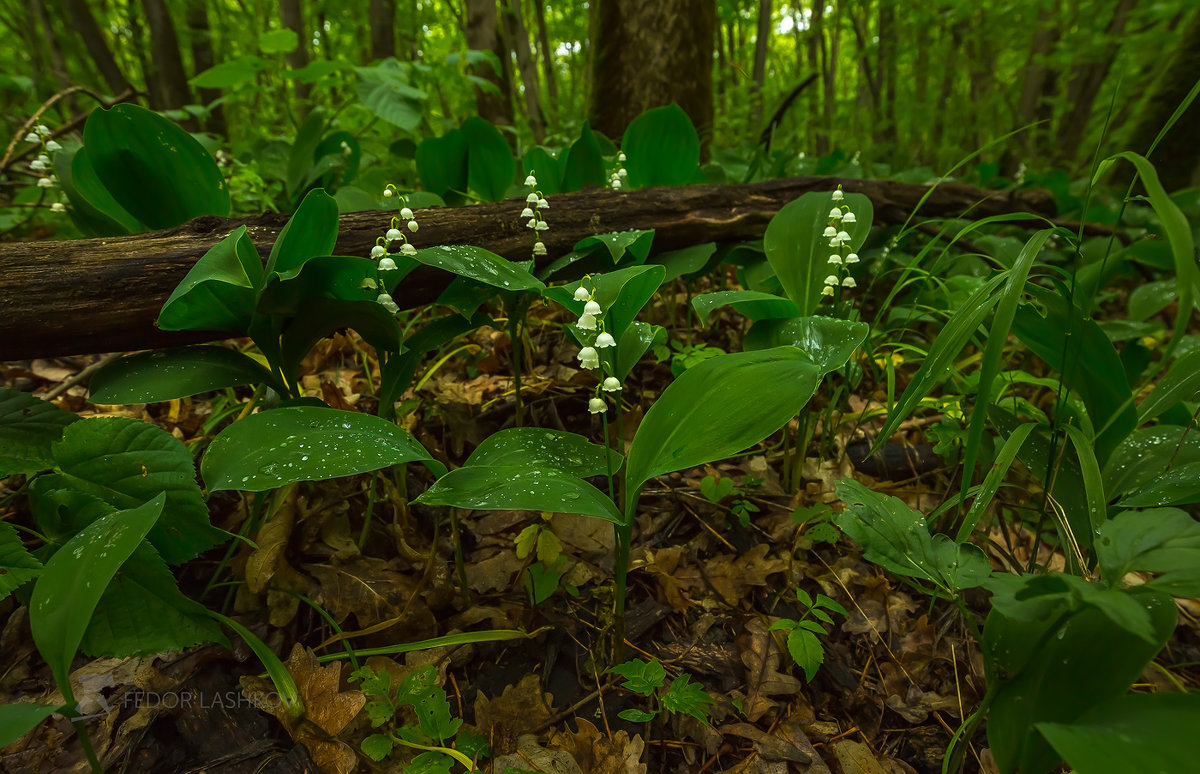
[369,0,396,61]
[502,0,546,142]
[1014,4,1058,165]
[532,0,558,118]
[751,0,771,127]
[280,0,312,109]
[0,178,1063,360]
[589,0,716,145]
[464,0,515,129]
[185,0,227,137]
[63,0,134,95]
[140,0,192,110]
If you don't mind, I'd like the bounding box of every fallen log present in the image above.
[0,176,1061,360]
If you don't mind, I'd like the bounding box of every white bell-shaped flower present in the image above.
[602,376,621,392]
[578,346,600,369]
[845,253,860,264]
[407,220,418,232]
[829,207,842,219]
[824,275,839,286]
[400,207,414,219]
[842,212,857,224]
[386,228,402,242]
[611,179,622,190]
[526,193,539,204]
[537,198,549,209]
[588,396,607,414]
[400,243,417,256]
[527,218,537,229]
[370,245,386,259]
[24,132,38,143]
[45,140,61,152]
[836,231,851,242]
[831,189,844,201]
[521,207,534,218]
[37,178,53,188]
[50,202,66,213]
[827,255,842,266]
[823,226,837,238]
[534,221,549,231]
[524,174,538,187]
[573,286,592,301]
[617,152,627,162]
[376,293,399,313]
[842,276,857,288]
[378,257,398,271]
[577,313,598,331]
[583,300,602,316]
[822,286,835,296]
[532,241,547,256]
[595,332,616,348]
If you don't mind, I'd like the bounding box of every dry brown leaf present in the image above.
[832,739,889,774]
[703,544,787,604]
[305,555,419,627]
[719,722,812,764]
[738,618,803,723]
[549,717,646,774]
[474,673,555,745]
[245,488,298,594]
[492,733,584,774]
[465,548,525,593]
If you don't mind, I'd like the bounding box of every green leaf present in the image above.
[58,146,143,235]
[625,347,821,511]
[0,520,42,601]
[158,226,262,333]
[521,146,562,195]
[30,494,164,694]
[618,708,657,723]
[1128,279,1177,322]
[256,255,377,314]
[983,582,1176,774]
[461,116,515,202]
[89,346,278,404]
[82,104,230,229]
[415,466,621,523]
[546,265,666,344]
[50,418,224,564]
[772,316,869,376]
[202,407,432,492]
[278,298,401,378]
[416,129,468,197]
[1037,693,1200,774]
[287,110,327,199]
[834,479,991,596]
[286,59,352,83]
[313,131,361,191]
[786,628,824,682]
[661,674,713,723]
[615,322,666,381]
[1103,426,1200,499]
[560,122,606,191]
[1117,461,1200,508]
[1096,508,1200,596]
[572,230,655,266]
[81,542,225,656]
[691,290,799,327]
[465,427,620,478]
[763,191,873,315]
[412,245,544,292]
[0,703,62,747]
[622,104,700,188]
[355,60,426,131]
[609,658,666,696]
[406,751,455,774]
[259,28,299,54]
[0,386,80,476]
[654,243,716,282]
[1138,347,1200,422]
[190,55,268,88]
[266,188,340,278]
[361,733,394,762]
[210,611,303,719]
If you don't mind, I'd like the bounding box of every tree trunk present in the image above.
[532,0,558,118]
[751,0,771,127]
[0,178,1062,360]
[369,0,396,61]
[280,0,312,110]
[807,0,827,154]
[1122,8,1200,190]
[589,0,716,145]
[140,0,192,110]
[185,0,227,137]
[876,0,897,148]
[502,0,546,142]
[63,0,133,95]
[1014,4,1058,166]
[33,0,72,92]
[464,0,515,129]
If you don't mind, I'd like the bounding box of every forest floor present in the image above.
[4,293,1200,774]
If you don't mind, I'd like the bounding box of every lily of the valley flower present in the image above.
[371,245,386,259]
[574,286,592,302]
[824,275,839,286]
[376,293,399,313]
[842,276,857,288]
[577,313,598,331]
[400,243,417,256]
[400,207,414,220]
[845,253,859,264]
[578,346,600,369]
[588,397,607,414]
[595,332,616,349]
[583,300,602,316]
[602,376,622,392]
[524,173,538,187]
[823,226,837,238]
[379,257,398,271]
[842,212,857,225]
[521,207,534,218]
[386,228,402,242]
[533,241,547,256]
[832,189,844,202]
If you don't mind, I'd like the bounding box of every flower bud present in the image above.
[400,207,414,219]
[407,220,418,232]
[376,293,399,313]
[383,188,394,197]
[617,152,627,162]
[371,245,386,259]
[45,140,61,152]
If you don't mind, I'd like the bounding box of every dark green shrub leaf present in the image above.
[266,188,340,278]
[622,104,700,188]
[190,55,268,88]
[692,290,799,327]
[412,245,544,291]
[415,466,620,523]
[158,226,262,333]
[461,116,515,202]
[1095,508,1200,596]
[0,386,80,476]
[1037,693,1200,774]
[560,122,605,191]
[465,427,620,478]
[0,520,42,601]
[89,346,278,404]
[416,129,468,197]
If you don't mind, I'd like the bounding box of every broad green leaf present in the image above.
[313,130,360,190]
[89,346,278,404]
[416,129,468,197]
[411,245,544,291]
[654,243,716,282]
[625,347,821,511]
[622,104,700,188]
[0,520,42,600]
[1117,460,1200,508]
[286,110,327,199]
[619,708,656,723]
[202,407,432,491]
[1103,426,1200,499]
[259,28,299,54]
[691,290,799,326]
[286,59,352,83]
[1037,693,1200,774]
[355,60,426,131]
[361,734,393,762]
[190,55,268,88]
[1138,347,1200,422]
[50,418,223,564]
[414,466,620,523]
[609,658,666,695]
[82,104,230,229]
[983,581,1176,774]
[615,322,666,381]
[158,226,261,333]
[81,542,225,656]
[256,256,378,314]
[461,115,515,202]
[1128,279,1177,322]
[521,146,562,195]
[773,316,869,376]
[560,122,605,191]
[0,386,79,476]
[764,191,873,316]
[465,427,620,478]
[27,482,117,546]
[1096,508,1200,596]
[834,479,991,596]
[545,265,666,343]
[572,229,654,266]
[1013,284,1137,464]
[0,703,61,748]
[266,188,340,278]
[30,494,165,695]
[279,298,401,378]
[786,628,824,682]
[59,146,143,235]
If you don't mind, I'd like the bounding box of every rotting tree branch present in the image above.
[0,177,1084,360]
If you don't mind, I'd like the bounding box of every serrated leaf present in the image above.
[202,407,432,492]
[361,733,394,761]
[0,520,42,600]
[786,628,824,682]
[0,386,79,476]
[50,418,223,564]
[1096,508,1200,596]
[661,674,713,723]
[609,658,665,696]
[618,708,656,723]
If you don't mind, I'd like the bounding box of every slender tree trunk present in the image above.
[751,0,771,127]
[280,0,312,112]
[591,0,716,145]
[1014,4,1057,165]
[63,0,133,95]
[503,0,545,141]
[370,0,396,61]
[464,0,515,129]
[185,0,227,137]
[33,0,72,93]
[140,0,192,110]
[807,0,826,154]
[876,0,897,148]
[531,0,558,121]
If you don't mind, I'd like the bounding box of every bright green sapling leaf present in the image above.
[415,466,621,523]
[158,226,261,333]
[615,322,667,381]
[834,479,991,597]
[609,658,666,696]
[653,242,716,282]
[361,733,394,762]
[661,674,713,723]
[412,245,544,292]
[48,417,225,564]
[356,61,426,132]
[202,406,432,492]
[621,104,701,188]
[30,494,165,696]
[772,317,869,376]
[0,386,79,476]
[465,427,621,478]
[89,346,280,404]
[190,55,268,88]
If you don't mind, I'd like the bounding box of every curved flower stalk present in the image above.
[369,184,420,314]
